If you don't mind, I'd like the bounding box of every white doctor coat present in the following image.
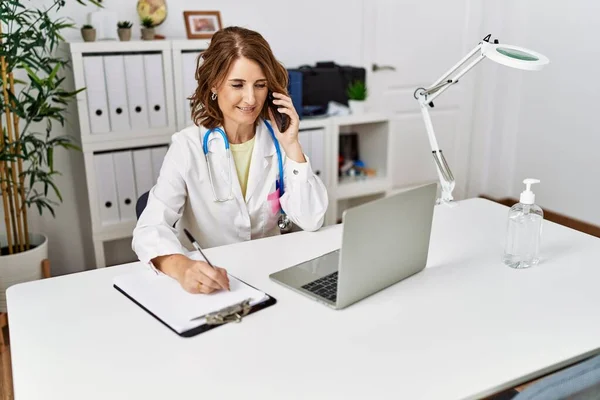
[132,121,329,265]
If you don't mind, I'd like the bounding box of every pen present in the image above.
[183,228,215,269]
[183,228,229,290]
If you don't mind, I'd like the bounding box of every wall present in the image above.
[468,0,600,226]
[55,0,365,67]
[1,0,366,275]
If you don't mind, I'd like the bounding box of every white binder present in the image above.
[298,131,311,157]
[132,148,155,197]
[93,153,120,225]
[181,52,200,127]
[112,151,137,222]
[123,55,150,130]
[298,130,313,177]
[83,56,110,134]
[309,128,326,184]
[103,55,131,132]
[151,146,168,183]
[143,54,168,128]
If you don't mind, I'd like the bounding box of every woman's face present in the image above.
[214,56,268,127]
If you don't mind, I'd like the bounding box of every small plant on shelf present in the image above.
[140,16,155,40]
[347,80,368,101]
[346,80,368,114]
[81,24,96,42]
[117,20,133,41]
[117,21,133,29]
[141,17,154,28]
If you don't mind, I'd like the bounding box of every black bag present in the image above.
[289,62,366,109]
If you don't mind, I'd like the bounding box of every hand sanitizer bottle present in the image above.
[503,179,544,269]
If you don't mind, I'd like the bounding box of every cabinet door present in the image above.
[309,128,326,185]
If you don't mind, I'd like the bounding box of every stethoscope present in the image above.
[201,119,291,231]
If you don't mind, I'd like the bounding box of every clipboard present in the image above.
[113,271,276,338]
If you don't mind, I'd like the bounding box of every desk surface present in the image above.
[7,198,600,400]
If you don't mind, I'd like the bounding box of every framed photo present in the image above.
[183,11,223,39]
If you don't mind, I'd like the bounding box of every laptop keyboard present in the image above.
[301,272,338,303]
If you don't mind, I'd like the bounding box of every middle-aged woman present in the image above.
[132,26,329,294]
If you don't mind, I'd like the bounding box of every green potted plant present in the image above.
[347,80,368,114]
[81,24,96,42]
[140,16,155,40]
[117,21,133,41]
[0,0,98,312]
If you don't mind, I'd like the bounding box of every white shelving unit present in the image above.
[61,39,392,267]
[328,113,392,224]
[62,40,178,268]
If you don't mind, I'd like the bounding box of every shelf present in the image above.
[63,39,211,54]
[335,176,391,200]
[92,220,137,241]
[82,132,173,153]
[171,39,211,51]
[63,40,171,54]
[299,117,329,130]
[331,112,389,127]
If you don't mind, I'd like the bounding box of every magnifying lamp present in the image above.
[414,34,549,206]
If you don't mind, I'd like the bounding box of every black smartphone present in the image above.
[267,91,290,132]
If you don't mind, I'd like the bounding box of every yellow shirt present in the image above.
[230,136,256,200]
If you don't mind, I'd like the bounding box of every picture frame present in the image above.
[183,11,223,39]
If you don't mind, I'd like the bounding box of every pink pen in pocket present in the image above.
[267,188,281,214]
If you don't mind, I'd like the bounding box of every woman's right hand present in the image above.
[151,254,230,294]
[176,259,230,294]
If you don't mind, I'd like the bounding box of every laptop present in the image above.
[269,182,437,309]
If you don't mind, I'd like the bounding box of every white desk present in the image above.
[7,198,600,400]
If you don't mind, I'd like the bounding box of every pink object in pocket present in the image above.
[267,188,281,214]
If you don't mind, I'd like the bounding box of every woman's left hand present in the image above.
[268,92,306,163]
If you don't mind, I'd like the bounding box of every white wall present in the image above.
[468,0,600,226]
[4,0,366,275]
[55,0,365,67]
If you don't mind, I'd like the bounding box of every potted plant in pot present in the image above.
[0,0,98,313]
[117,21,133,41]
[140,16,155,40]
[347,80,368,114]
[81,24,96,42]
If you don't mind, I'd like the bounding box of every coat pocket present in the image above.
[263,187,281,230]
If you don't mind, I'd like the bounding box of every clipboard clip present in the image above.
[205,298,252,325]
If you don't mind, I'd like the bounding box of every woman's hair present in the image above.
[189,26,289,129]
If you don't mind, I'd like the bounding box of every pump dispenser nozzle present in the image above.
[520,178,540,204]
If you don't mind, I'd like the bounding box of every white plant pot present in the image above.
[0,233,48,313]
[348,100,366,114]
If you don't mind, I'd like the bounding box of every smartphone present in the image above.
[267,91,290,132]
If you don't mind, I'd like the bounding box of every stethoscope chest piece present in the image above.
[278,213,292,232]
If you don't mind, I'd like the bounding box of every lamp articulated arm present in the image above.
[414,34,548,205]
[414,36,495,205]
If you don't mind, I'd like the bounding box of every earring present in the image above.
[211,92,217,100]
